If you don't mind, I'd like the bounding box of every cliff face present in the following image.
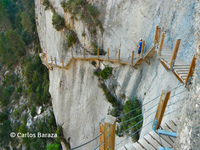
[35,0,198,149]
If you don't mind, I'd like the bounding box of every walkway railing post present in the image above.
[185,55,196,87]
[158,33,165,57]
[99,116,116,150]
[118,49,120,62]
[140,41,145,58]
[131,51,134,66]
[71,48,73,59]
[97,48,100,60]
[54,57,57,66]
[153,26,159,46]
[153,90,171,131]
[107,48,109,60]
[170,39,181,68]
[83,49,85,60]
[61,58,64,68]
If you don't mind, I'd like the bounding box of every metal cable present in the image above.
[119,102,159,125]
[70,125,109,150]
[115,120,154,147]
[118,110,157,136]
[117,84,183,119]
[94,134,110,150]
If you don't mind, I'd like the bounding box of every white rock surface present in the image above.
[35,0,197,149]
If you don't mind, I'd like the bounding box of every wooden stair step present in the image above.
[144,134,161,149]
[160,124,176,142]
[165,121,178,132]
[124,143,136,150]
[138,138,156,150]
[149,131,171,148]
[132,142,145,150]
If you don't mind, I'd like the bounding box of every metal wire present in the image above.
[118,110,157,136]
[115,120,154,147]
[94,134,110,150]
[117,84,183,119]
[70,125,109,150]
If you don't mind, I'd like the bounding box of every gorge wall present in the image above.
[35,0,199,149]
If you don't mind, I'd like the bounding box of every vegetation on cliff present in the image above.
[0,0,62,149]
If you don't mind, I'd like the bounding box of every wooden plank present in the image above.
[160,124,176,142]
[144,134,161,149]
[172,71,184,83]
[158,33,165,56]
[132,142,145,150]
[131,51,134,66]
[97,48,100,59]
[154,91,171,129]
[185,55,196,86]
[118,147,127,150]
[170,39,181,68]
[138,138,155,150]
[71,48,73,58]
[153,26,159,45]
[118,49,120,62]
[159,60,170,71]
[99,122,105,150]
[141,41,145,58]
[150,131,171,148]
[54,57,57,66]
[86,58,98,61]
[61,58,64,68]
[156,27,161,45]
[104,119,116,150]
[144,58,150,65]
[165,121,177,132]
[107,48,109,60]
[83,49,85,60]
[149,50,156,58]
[74,57,84,60]
[65,58,73,67]
[124,143,136,150]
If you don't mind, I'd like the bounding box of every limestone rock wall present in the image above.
[35,0,198,149]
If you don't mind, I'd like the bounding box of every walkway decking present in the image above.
[118,118,179,150]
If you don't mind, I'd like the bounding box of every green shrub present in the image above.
[52,12,65,31]
[87,4,100,18]
[94,66,112,79]
[66,31,76,48]
[46,143,60,150]
[119,98,143,139]
[43,0,50,10]
[82,32,86,37]
[31,106,37,117]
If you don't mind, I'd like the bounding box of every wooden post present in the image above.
[170,39,181,68]
[97,48,100,59]
[153,26,159,46]
[185,55,196,86]
[118,49,120,62]
[83,49,85,60]
[107,48,109,60]
[54,57,57,66]
[140,41,145,58]
[158,33,165,57]
[131,51,134,66]
[50,56,53,63]
[153,90,171,130]
[99,123,105,150]
[61,58,64,68]
[71,48,73,59]
[99,116,116,150]
[156,27,161,45]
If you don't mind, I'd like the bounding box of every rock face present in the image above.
[35,0,198,149]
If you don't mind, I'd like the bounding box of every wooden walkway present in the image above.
[39,26,196,88]
[157,34,196,88]
[118,118,179,150]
